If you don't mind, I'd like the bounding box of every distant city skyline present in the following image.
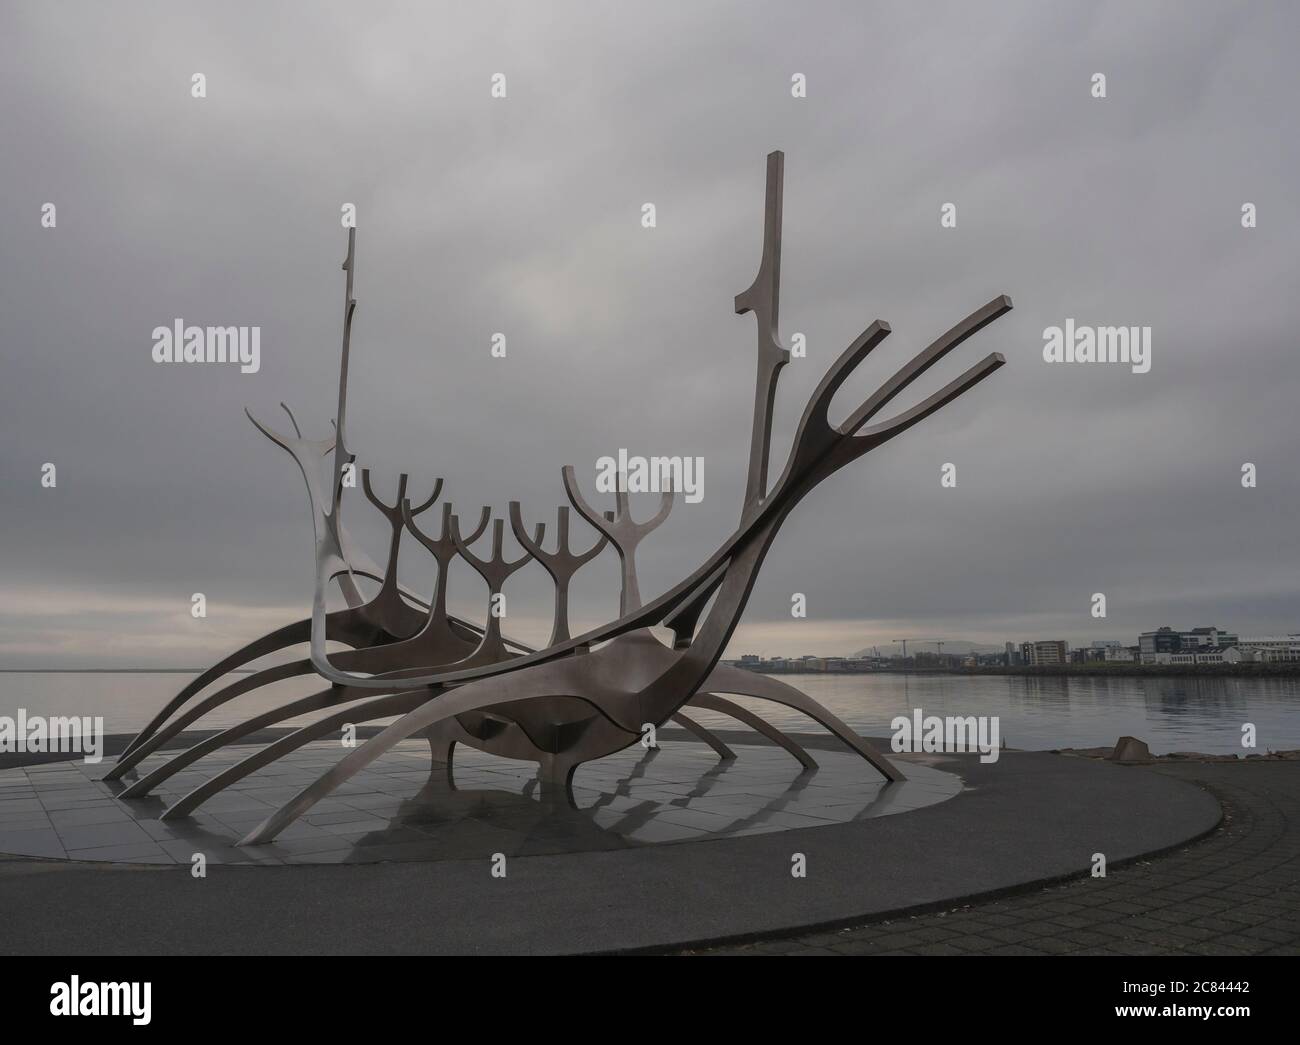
[742,621,1300,663]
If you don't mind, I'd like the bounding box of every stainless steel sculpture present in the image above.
[111,152,1011,846]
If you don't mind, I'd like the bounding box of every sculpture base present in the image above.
[5,736,961,865]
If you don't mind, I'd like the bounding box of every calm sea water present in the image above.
[3,671,1297,756]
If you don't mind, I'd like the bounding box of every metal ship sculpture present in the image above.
[106,152,1011,845]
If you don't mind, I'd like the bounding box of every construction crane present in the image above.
[896,639,948,661]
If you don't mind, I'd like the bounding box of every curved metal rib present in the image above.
[702,663,903,781]
[688,692,818,770]
[122,684,354,801]
[107,659,311,783]
[162,688,429,821]
[671,712,736,761]
[116,618,310,761]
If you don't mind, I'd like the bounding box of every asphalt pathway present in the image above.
[695,761,1298,955]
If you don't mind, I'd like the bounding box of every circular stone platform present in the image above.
[0,733,1223,954]
[0,739,959,865]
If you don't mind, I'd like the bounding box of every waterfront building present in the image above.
[1180,626,1239,648]
[1237,635,1300,651]
[1139,626,1238,663]
[1139,627,1180,663]
[1230,644,1300,663]
[1021,639,1069,666]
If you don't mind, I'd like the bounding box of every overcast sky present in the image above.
[2,0,1298,667]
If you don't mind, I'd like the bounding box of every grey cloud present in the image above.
[1,0,1298,666]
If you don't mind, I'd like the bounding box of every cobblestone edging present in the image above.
[696,763,1299,955]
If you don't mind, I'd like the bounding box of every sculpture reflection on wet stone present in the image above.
[107,152,1012,846]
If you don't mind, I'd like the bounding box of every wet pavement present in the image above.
[0,738,957,864]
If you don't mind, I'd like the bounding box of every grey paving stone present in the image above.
[0,828,65,859]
